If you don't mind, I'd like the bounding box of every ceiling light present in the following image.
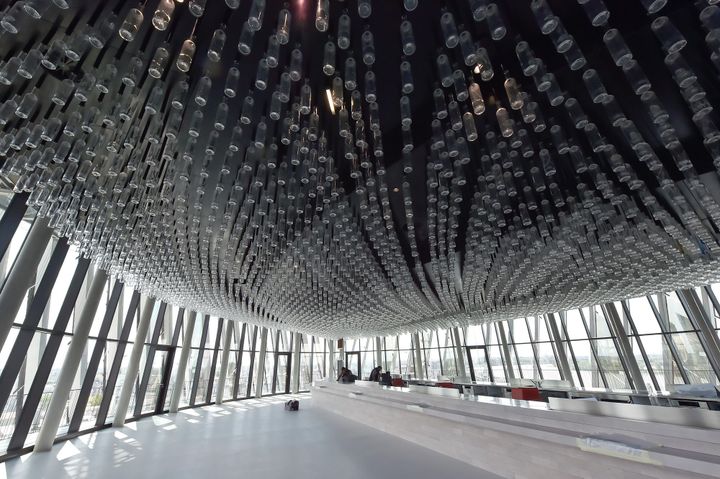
[326,88,335,115]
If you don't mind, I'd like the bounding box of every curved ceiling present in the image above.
[1,0,720,336]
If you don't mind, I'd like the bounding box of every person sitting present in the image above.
[337,367,356,383]
[380,371,392,386]
[369,365,382,381]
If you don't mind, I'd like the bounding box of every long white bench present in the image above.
[548,396,720,429]
[313,381,720,479]
[408,384,460,398]
[352,380,382,388]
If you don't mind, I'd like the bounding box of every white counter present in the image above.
[313,381,720,479]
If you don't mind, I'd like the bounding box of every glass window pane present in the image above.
[164,344,185,409]
[591,307,613,338]
[464,325,485,346]
[312,339,326,382]
[570,339,598,388]
[177,349,199,408]
[88,278,111,338]
[514,343,538,380]
[467,347,491,382]
[206,317,220,347]
[423,346,442,379]
[633,334,682,391]
[300,352,312,390]
[708,284,720,329]
[191,317,205,346]
[627,297,662,334]
[536,342,561,380]
[437,329,453,348]
[385,346,400,374]
[593,339,630,389]
[511,318,531,343]
[440,347,457,376]
[421,331,435,349]
[664,292,695,332]
[563,309,588,340]
[486,345,506,382]
[484,323,498,344]
[0,216,36,289]
[157,306,175,345]
[23,331,73,447]
[195,349,214,401]
[401,348,414,377]
[669,332,718,384]
[236,351,253,398]
[398,333,412,350]
[627,336,656,392]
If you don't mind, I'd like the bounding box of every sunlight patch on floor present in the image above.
[56,441,81,461]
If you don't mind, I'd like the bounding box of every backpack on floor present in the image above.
[284,399,299,411]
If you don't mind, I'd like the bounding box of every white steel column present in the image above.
[34,268,107,452]
[254,327,268,398]
[291,332,301,393]
[496,322,516,381]
[113,296,156,427]
[452,327,468,379]
[216,320,234,404]
[0,217,53,349]
[375,337,383,370]
[602,303,646,391]
[412,332,424,379]
[169,310,196,413]
[337,339,344,369]
[546,313,574,386]
[328,340,336,380]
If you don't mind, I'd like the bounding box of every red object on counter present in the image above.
[436,382,455,388]
[392,378,405,387]
[511,387,542,401]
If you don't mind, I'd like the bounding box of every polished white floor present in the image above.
[1,394,499,479]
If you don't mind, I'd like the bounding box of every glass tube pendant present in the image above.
[149,44,170,78]
[323,41,335,75]
[404,0,418,11]
[119,6,144,41]
[496,103,513,138]
[189,0,207,17]
[504,76,524,110]
[358,0,372,19]
[208,27,227,62]
[316,0,329,32]
[469,82,485,115]
[152,0,175,31]
[277,8,291,45]
[338,14,351,49]
[177,37,196,72]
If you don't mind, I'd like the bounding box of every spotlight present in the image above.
[326,89,335,115]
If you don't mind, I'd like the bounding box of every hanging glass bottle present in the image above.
[152,0,175,30]
[316,0,329,32]
[119,5,144,41]
[496,102,513,137]
[504,75,524,110]
[338,13,351,49]
[177,35,197,72]
[207,26,227,62]
[149,43,170,78]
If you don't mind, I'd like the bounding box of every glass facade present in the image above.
[0,197,330,458]
[351,292,720,391]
